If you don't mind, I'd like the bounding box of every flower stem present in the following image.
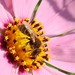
[29,0,42,23]
[44,61,75,75]
[46,29,75,38]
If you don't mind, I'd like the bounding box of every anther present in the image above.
[33,23,39,28]
[37,66,41,69]
[43,48,48,52]
[32,62,37,66]
[14,18,19,24]
[15,56,19,61]
[31,20,35,25]
[8,27,11,30]
[5,36,8,40]
[37,61,43,65]
[25,19,29,22]
[13,39,17,43]
[22,48,26,52]
[8,23,12,27]
[44,44,47,47]
[21,61,26,66]
[39,31,45,35]
[42,54,49,61]
[9,47,12,50]
[37,27,42,31]
[43,37,49,42]
[24,66,30,72]
[11,49,16,54]
[24,65,28,69]
[13,30,16,33]
[12,46,15,49]
[25,68,30,72]
[30,56,35,59]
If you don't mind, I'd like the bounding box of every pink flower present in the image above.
[0,0,75,75]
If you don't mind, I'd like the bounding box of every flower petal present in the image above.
[35,0,75,35]
[50,34,75,62]
[12,0,38,19]
[0,0,13,15]
[33,65,66,75]
[35,0,75,63]
[5,0,14,16]
[33,67,52,75]
[43,65,66,75]
[4,0,12,10]
[0,22,4,29]
[50,59,75,73]
[0,3,13,24]
[0,50,18,75]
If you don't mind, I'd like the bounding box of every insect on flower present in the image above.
[18,21,42,48]
[0,0,75,75]
[18,21,43,60]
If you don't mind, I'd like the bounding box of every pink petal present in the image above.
[0,50,18,75]
[35,0,75,62]
[0,22,4,29]
[50,59,75,73]
[33,65,66,75]
[0,0,13,16]
[12,0,38,19]
[49,34,75,62]
[0,4,13,24]
[33,67,52,75]
[35,0,75,35]
[3,0,12,10]
[43,65,66,75]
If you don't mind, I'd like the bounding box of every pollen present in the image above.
[15,56,19,61]
[4,18,50,72]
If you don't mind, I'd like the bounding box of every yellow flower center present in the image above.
[4,18,50,72]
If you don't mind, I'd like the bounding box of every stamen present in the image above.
[43,48,49,52]
[37,61,43,65]
[31,20,35,25]
[14,18,19,24]
[5,36,8,40]
[4,18,50,72]
[42,54,49,61]
[13,30,16,33]
[15,56,19,61]
[37,27,43,31]
[21,61,26,66]
[33,23,40,28]
[25,68,30,72]
[8,27,11,30]
[10,49,16,54]
[13,39,17,43]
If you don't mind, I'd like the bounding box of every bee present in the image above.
[30,48,41,59]
[18,22,42,59]
[18,22,41,48]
